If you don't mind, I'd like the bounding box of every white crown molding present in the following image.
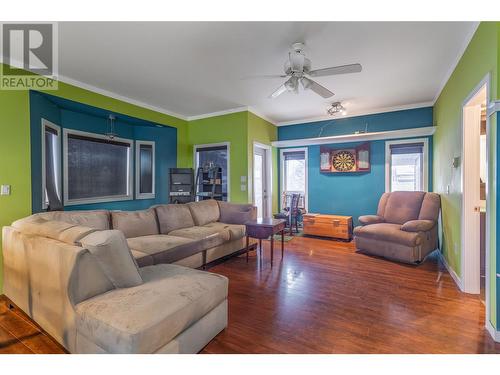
[275,102,434,127]
[1,59,189,121]
[432,21,480,104]
[272,125,436,148]
[186,106,249,121]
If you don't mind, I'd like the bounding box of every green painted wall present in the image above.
[187,111,278,209]
[187,112,249,204]
[247,112,278,214]
[0,64,190,294]
[433,22,500,327]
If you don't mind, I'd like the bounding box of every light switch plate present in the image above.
[240,176,247,183]
[1,185,11,196]
[240,184,247,191]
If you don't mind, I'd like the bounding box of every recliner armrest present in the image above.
[358,215,384,226]
[401,219,435,232]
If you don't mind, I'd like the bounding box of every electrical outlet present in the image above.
[1,184,11,196]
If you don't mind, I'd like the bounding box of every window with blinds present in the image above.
[281,149,307,208]
[388,142,425,192]
[64,130,133,204]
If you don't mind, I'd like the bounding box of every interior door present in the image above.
[253,147,268,219]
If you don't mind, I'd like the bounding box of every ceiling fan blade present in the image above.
[242,74,288,80]
[289,51,305,72]
[308,63,362,77]
[269,83,288,99]
[301,77,334,98]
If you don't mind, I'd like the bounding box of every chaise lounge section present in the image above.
[2,199,257,353]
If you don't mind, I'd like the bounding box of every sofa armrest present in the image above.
[217,201,257,224]
[358,215,384,226]
[401,219,435,232]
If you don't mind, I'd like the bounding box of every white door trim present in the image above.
[193,142,231,202]
[279,147,309,212]
[252,141,273,218]
[384,138,429,193]
[461,74,490,298]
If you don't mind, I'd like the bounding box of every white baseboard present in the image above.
[437,251,464,291]
[486,320,500,342]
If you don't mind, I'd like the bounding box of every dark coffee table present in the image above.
[245,218,286,266]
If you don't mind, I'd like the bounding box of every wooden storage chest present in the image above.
[303,214,352,240]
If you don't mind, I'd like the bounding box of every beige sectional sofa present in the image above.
[2,199,257,354]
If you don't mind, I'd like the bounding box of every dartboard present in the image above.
[332,150,356,172]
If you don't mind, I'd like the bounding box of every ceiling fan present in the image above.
[253,42,362,99]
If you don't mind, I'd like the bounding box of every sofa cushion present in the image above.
[187,200,220,226]
[111,209,159,238]
[75,264,228,353]
[217,201,256,225]
[418,192,441,221]
[154,204,195,234]
[128,234,223,265]
[80,230,143,288]
[12,216,97,245]
[353,223,422,247]
[204,222,246,241]
[36,210,110,230]
[169,225,228,241]
[382,191,426,225]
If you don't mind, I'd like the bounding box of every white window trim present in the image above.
[63,128,134,206]
[135,140,156,200]
[385,138,429,193]
[279,147,309,211]
[41,118,62,210]
[193,142,231,201]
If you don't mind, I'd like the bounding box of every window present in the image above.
[385,139,428,192]
[63,129,133,205]
[136,141,155,199]
[280,148,308,210]
[194,143,229,201]
[41,119,62,210]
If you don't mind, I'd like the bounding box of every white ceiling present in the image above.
[58,22,477,125]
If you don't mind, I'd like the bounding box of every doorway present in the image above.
[253,142,272,219]
[461,77,488,303]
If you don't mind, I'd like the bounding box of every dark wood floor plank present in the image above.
[1,236,499,354]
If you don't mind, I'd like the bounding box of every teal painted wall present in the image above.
[278,107,433,226]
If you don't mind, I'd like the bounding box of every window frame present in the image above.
[193,142,231,201]
[385,138,429,193]
[135,140,156,200]
[279,147,308,211]
[63,128,134,206]
[41,118,62,210]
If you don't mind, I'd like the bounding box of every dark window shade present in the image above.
[139,144,153,194]
[197,145,227,152]
[283,151,306,161]
[389,143,424,155]
[67,134,130,200]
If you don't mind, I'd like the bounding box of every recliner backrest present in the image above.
[380,191,426,225]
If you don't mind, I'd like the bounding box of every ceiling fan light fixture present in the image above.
[327,102,346,116]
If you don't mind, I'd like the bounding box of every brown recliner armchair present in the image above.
[353,191,441,264]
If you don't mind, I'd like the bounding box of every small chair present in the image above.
[353,191,441,264]
[274,193,302,235]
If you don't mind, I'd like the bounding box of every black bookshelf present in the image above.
[169,168,194,204]
[195,166,223,201]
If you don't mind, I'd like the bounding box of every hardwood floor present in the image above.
[1,236,499,354]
